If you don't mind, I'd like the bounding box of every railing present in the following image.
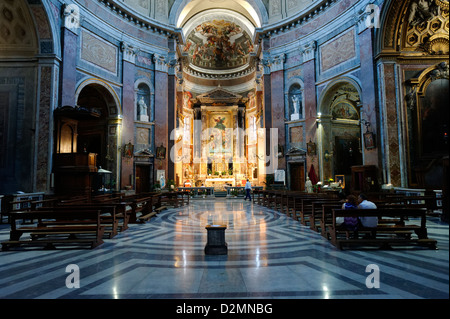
[224,186,263,197]
[177,187,215,197]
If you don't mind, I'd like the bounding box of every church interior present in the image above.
[0,0,449,302]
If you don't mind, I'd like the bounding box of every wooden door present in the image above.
[136,165,150,194]
[290,163,305,191]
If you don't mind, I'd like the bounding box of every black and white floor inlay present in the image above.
[0,199,448,299]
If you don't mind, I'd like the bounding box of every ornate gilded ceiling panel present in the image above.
[183,19,254,71]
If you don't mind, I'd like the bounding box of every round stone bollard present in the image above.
[204,224,228,255]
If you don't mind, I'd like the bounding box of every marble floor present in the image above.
[0,199,448,300]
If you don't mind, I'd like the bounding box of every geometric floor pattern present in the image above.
[0,199,448,299]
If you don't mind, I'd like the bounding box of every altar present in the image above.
[174,86,265,190]
[204,177,235,190]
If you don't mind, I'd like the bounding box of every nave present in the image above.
[0,199,448,299]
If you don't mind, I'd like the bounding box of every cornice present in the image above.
[93,0,184,44]
[253,0,339,44]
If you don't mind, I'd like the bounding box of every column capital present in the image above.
[62,3,81,34]
[270,54,286,73]
[301,41,316,63]
[121,42,139,64]
[153,54,169,72]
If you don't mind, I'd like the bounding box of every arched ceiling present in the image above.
[176,2,262,94]
[175,0,263,29]
[0,0,38,57]
[182,10,255,72]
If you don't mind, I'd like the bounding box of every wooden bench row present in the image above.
[2,210,106,251]
[0,191,191,251]
[253,190,438,250]
[328,208,437,250]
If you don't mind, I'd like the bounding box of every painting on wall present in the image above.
[331,101,359,120]
[208,112,232,155]
[183,20,254,70]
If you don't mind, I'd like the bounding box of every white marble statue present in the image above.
[138,96,149,122]
[305,176,313,193]
[291,95,300,120]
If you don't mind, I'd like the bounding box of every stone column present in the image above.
[167,56,177,182]
[120,42,138,189]
[35,60,59,192]
[270,54,286,171]
[153,54,169,182]
[59,5,80,108]
[357,13,379,168]
[301,41,319,180]
[261,56,273,176]
[377,62,402,187]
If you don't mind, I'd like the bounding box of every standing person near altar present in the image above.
[244,179,252,201]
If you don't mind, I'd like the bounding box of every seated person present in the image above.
[336,195,359,230]
[357,193,378,227]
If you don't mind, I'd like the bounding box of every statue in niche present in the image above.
[138,96,149,122]
[291,94,301,121]
[408,0,440,26]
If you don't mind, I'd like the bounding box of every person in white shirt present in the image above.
[357,193,378,227]
[244,179,252,201]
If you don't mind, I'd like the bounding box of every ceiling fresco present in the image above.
[183,19,254,70]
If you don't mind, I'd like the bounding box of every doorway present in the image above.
[136,165,151,193]
[289,162,305,191]
[334,136,362,175]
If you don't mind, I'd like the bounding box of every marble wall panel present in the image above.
[320,29,355,72]
[286,67,301,79]
[290,126,303,145]
[81,30,117,74]
[35,66,52,191]
[382,63,401,186]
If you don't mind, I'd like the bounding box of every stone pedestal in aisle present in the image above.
[204,224,227,255]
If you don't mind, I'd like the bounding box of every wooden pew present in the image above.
[291,194,321,221]
[310,199,343,232]
[1,210,105,250]
[320,203,345,238]
[299,197,338,226]
[42,205,119,238]
[90,198,132,230]
[160,192,179,208]
[328,208,438,250]
[284,192,304,218]
[129,196,155,223]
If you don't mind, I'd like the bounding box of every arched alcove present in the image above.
[317,78,363,184]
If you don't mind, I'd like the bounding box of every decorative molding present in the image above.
[193,86,244,104]
[270,53,286,72]
[120,42,139,64]
[301,41,316,62]
[62,3,81,33]
[153,53,168,72]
